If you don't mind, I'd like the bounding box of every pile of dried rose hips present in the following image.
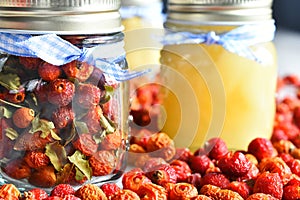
[2,71,300,199]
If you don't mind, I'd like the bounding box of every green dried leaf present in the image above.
[74,121,89,135]
[93,130,106,144]
[75,167,86,181]
[45,142,68,171]
[5,127,18,140]
[99,114,115,134]
[0,73,20,90]
[0,106,12,118]
[0,99,22,108]
[68,150,92,180]
[30,116,61,140]
[100,85,114,104]
[56,163,74,184]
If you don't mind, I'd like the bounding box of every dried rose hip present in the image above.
[52,106,75,129]
[110,189,140,200]
[12,107,35,129]
[217,151,251,177]
[137,183,168,200]
[100,183,121,199]
[24,188,49,200]
[169,182,198,200]
[253,172,283,199]
[200,173,230,189]
[4,90,25,104]
[246,193,279,200]
[247,138,278,161]
[50,184,75,198]
[145,163,177,186]
[200,184,243,200]
[62,60,94,82]
[89,150,116,176]
[100,130,122,150]
[38,62,62,81]
[24,150,50,169]
[204,138,229,160]
[28,166,57,188]
[227,181,251,199]
[72,134,98,156]
[170,159,192,182]
[19,57,42,70]
[2,159,31,180]
[74,83,101,109]
[189,154,214,175]
[47,79,75,106]
[122,168,152,193]
[0,184,21,200]
[75,184,107,200]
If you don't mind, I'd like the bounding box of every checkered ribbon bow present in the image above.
[0,33,148,81]
[161,21,276,63]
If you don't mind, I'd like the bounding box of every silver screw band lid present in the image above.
[0,0,123,34]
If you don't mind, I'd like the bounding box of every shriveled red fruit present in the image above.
[200,184,243,200]
[217,151,251,177]
[2,159,31,179]
[63,195,81,200]
[259,157,292,184]
[200,173,230,189]
[24,188,49,200]
[38,62,62,81]
[173,147,193,163]
[62,60,94,82]
[0,184,21,200]
[253,172,283,199]
[52,106,75,129]
[283,185,300,200]
[81,105,102,134]
[287,159,300,177]
[130,129,153,149]
[4,90,25,103]
[14,130,53,151]
[186,173,202,190]
[75,184,107,200]
[145,163,177,186]
[28,166,57,188]
[100,130,122,150]
[141,157,167,173]
[19,57,42,70]
[122,168,152,193]
[89,150,116,176]
[24,151,50,169]
[236,162,260,182]
[100,183,121,198]
[246,193,279,200]
[170,159,192,182]
[189,155,214,175]
[247,137,278,161]
[193,195,213,200]
[72,134,98,156]
[204,138,228,160]
[110,189,140,200]
[169,182,198,200]
[137,183,167,200]
[51,184,75,198]
[44,197,63,200]
[12,107,35,128]
[74,83,101,109]
[227,181,251,199]
[47,79,75,106]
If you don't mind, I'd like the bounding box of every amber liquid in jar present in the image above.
[0,33,129,191]
[160,25,278,151]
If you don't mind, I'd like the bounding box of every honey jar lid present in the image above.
[122,0,162,7]
[166,0,274,24]
[0,0,123,34]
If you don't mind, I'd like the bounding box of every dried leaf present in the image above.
[56,163,74,184]
[5,127,19,140]
[45,142,68,171]
[68,150,92,180]
[30,116,61,140]
[74,121,89,135]
[0,106,12,118]
[0,73,20,90]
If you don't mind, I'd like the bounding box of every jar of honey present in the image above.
[0,0,142,191]
[160,0,278,151]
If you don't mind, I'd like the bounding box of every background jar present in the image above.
[160,0,278,151]
[0,0,130,191]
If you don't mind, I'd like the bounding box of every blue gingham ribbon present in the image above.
[0,32,148,81]
[162,21,276,63]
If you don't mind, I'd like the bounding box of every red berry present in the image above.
[204,138,228,160]
[217,151,251,177]
[189,155,214,175]
[253,172,283,199]
[89,150,116,176]
[146,163,177,186]
[52,106,75,129]
[122,168,152,193]
[100,183,121,198]
[62,60,94,82]
[200,173,230,189]
[38,62,62,81]
[227,181,251,199]
[247,138,278,161]
[24,188,49,200]
[19,57,42,70]
[47,79,75,106]
[63,195,81,200]
[23,151,50,169]
[170,159,192,182]
[283,185,300,200]
[50,184,75,198]
[74,83,101,109]
[72,134,98,156]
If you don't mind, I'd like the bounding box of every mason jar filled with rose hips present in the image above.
[160,0,278,151]
[0,0,143,191]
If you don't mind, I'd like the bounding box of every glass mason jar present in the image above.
[160,0,278,151]
[0,0,135,191]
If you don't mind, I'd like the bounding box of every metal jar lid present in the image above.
[121,0,161,7]
[166,0,274,25]
[0,0,123,34]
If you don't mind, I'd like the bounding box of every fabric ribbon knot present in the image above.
[161,20,276,63]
